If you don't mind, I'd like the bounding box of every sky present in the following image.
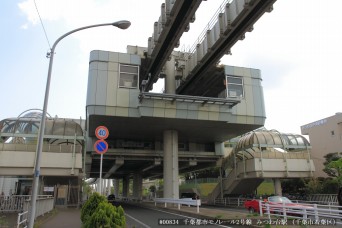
[1,0,341,136]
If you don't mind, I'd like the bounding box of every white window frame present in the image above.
[119,64,139,89]
[225,75,244,98]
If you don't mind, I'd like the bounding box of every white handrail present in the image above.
[17,211,28,228]
[260,201,342,225]
[154,198,201,213]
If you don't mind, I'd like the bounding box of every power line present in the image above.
[34,0,51,50]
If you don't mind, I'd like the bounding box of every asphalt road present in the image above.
[112,201,233,228]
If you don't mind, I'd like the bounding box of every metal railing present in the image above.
[0,195,54,227]
[212,195,339,208]
[0,195,31,212]
[213,197,246,207]
[139,92,241,107]
[22,195,54,226]
[0,143,82,153]
[184,178,218,184]
[258,200,342,225]
[185,0,231,56]
[154,198,201,213]
[17,211,28,228]
[305,194,338,205]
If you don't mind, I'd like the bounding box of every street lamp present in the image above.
[28,20,131,228]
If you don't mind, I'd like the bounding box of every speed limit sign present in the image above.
[95,126,109,140]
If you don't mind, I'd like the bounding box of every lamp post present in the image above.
[28,20,131,228]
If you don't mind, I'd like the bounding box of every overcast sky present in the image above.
[1,0,341,135]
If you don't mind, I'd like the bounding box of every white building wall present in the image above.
[0,177,17,196]
[301,113,342,177]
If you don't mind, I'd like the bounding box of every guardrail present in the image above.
[257,200,342,225]
[212,195,338,208]
[154,198,201,213]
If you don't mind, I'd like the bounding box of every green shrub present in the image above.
[81,192,106,223]
[83,202,126,228]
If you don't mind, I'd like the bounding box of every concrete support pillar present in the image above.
[163,130,179,199]
[0,177,4,194]
[122,176,129,197]
[97,179,103,194]
[113,179,120,197]
[100,180,102,194]
[133,173,143,200]
[106,179,111,196]
[104,179,108,196]
[274,178,282,196]
[215,142,225,156]
[164,55,176,94]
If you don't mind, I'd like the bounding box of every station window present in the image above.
[119,64,139,88]
[226,76,243,98]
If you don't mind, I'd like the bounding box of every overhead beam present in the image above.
[103,158,124,178]
[142,0,202,91]
[176,0,276,95]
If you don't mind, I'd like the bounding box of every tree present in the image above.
[84,202,126,228]
[322,152,342,193]
[81,192,106,224]
[326,158,342,186]
[305,178,323,194]
[281,179,306,195]
[323,153,342,178]
[82,180,93,199]
[321,178,339,193]
[149,185,156,193]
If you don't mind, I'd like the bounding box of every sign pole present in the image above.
[94,126,109,195]
[99,153,103,194]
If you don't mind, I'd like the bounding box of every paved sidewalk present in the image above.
[38,207,81,228]
[0,212,18,228]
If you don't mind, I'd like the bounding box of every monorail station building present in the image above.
[85,47,266,199]
[2,0,315,203]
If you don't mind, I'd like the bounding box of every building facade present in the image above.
[301,113,342,177]
[85,47,266,199]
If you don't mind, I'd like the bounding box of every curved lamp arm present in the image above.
[28,20,130,228]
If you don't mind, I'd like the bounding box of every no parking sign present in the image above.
[94,139,108,154]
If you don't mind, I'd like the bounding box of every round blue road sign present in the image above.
[94,139,108,154]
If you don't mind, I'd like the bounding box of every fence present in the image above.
[258,200,342,225]
[0,195,30,212]
[212,194,339,208]
[213,197,245,207]
[0,143,82,153]
[0,195,54,227]
[154,198,201,213]
[184,178,218,185]
[305,194,338,205]
[22,195,54,220]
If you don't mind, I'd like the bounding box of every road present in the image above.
[112,201,233,228]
